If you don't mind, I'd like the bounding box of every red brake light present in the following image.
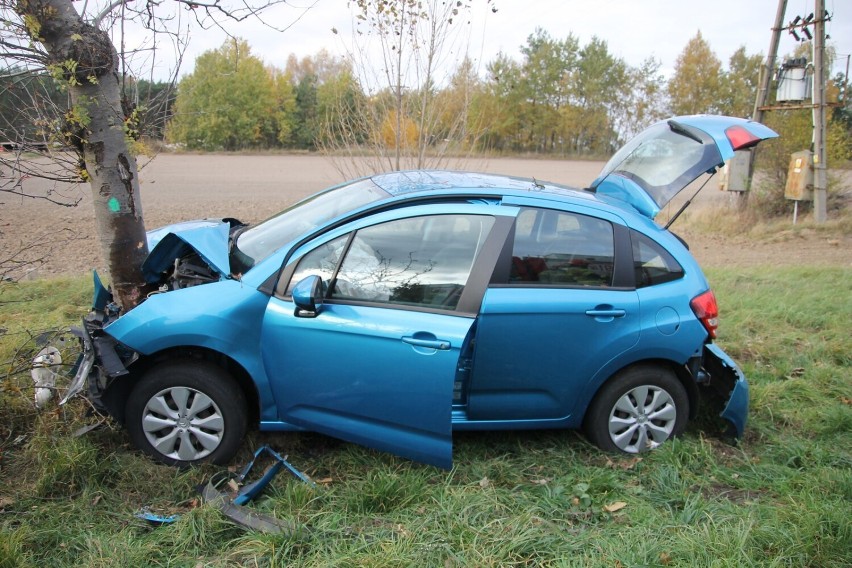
[690,290,719,339]
[725,125,761,151]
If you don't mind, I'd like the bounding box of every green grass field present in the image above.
[1,265,850,567]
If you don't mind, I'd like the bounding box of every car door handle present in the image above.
[402,336,451,350]
[585,309,626,318]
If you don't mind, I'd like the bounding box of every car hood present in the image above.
[142,219,235,283]
[590,115,778,219]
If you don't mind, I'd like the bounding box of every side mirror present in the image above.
[292,275,323,317]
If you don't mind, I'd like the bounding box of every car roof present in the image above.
[366,169,630,217]
[369,170,591,200]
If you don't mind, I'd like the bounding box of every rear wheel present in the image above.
[584,366,688,453]
[126,360,247,466]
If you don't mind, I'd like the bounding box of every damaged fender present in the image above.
[702,343,749,438]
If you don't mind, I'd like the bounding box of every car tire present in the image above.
[125,360,247,466]
[584,366,688,454]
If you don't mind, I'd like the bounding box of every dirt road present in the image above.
[1,153,849,280]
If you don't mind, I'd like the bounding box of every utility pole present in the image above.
[812,0,828,223]
[753,0,788,125]
[748,0,832,223]
[731,0,787,210]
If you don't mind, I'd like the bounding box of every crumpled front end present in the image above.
[61,272,138,421]
[699,343,749,438]
[61,218,245,413]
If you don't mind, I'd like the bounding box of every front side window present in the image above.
[631,230,684,288]
[510,207,614,287]
[285,234,349,296]
[289,214,494,310]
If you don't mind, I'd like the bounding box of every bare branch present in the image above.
[0,227,85,281]
[320,0,488,177]
[92,0,128,28]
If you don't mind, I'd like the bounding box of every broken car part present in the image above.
[200,445,314,534]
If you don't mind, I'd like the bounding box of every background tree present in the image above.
[269,67,297,147]
[319,0,493,177]
[436,56,486,153]
[719,46,762,117]
[565,36,628,155]
[831,72,851,136]
[292,73,319,149]
[477,53,525,152]
[284,50,354,150]
[517,29,577,153]
[613,56,668,141]
[477,32,659,155]
[667,31,722,115]
[167,39,280,151]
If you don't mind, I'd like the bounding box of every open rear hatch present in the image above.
[590,115,778,219]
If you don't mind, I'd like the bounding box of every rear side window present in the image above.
[631,230,684,288]
[509,207,614,287]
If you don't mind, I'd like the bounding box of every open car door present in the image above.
[590,115,778,219]
[259,204,514,469]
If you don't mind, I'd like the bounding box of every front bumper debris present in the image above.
[60,326,94,405]
[201,445,315,534]
[60,316,133,409]
[701,343,749,438]
[60,271,136,413]
[134,446,314,533]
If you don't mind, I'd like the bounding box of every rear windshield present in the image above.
[592,121,720,208]
[235,178,389,266]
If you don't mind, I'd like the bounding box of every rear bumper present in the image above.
[702,343,749,438]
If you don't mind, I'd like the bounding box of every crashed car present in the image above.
[63,115,776,468]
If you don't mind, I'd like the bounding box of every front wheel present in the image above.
[125,360,247,466]
[584,366,688,454]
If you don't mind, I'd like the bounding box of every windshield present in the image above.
[235,178,390,266]
[592,121,720,208]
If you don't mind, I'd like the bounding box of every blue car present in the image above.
[63,115,776,468]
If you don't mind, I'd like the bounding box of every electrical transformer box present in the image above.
[777,58,812,102]
[785,150,814,201]
[718,150,751,192]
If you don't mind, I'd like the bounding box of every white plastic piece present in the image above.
[31,346,62,408]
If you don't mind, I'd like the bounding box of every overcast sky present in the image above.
[142,0,851,82]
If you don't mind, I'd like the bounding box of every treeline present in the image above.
[2,29,849,162]
[163,31,759,155]
[162,30,850,160]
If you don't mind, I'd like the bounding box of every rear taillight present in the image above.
[690,290,719,339]
[725,125,761,151]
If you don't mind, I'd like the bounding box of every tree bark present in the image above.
[16,0,149,310]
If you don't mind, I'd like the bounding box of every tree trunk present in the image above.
[16,0,149,310]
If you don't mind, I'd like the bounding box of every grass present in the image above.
[1,265,850,567]
[672,202,852,242]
